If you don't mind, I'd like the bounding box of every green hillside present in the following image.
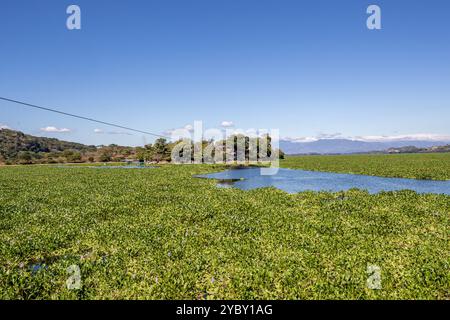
[0,129,96,164]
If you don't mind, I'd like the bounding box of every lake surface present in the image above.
[196,168,450,195]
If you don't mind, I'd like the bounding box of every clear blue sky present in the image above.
[1,0,449,146]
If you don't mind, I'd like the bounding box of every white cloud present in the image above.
[0,124,11,130]
[282,132,342,143]
[221,121,234,128]
[282,133,450,143]
[107,130,133,135]
[317,132,342,139]
[162,129,174,136]
[282,136,319,143]
[351,134,450,142]
[163,124,195,137]
[94,128,132,135]
[40,126,71,133]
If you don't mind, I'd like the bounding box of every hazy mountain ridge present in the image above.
[280,138,450,155]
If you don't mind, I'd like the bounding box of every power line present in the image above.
[0,96,170,139]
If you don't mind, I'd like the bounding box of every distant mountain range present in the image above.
[280,138,450,155]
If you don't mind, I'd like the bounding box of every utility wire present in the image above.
[0,96,170,139]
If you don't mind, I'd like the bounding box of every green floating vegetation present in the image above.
[0,161,449,299]
[281,153,450,181]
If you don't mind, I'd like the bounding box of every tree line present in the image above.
[0,129,284,165]
[136,134,285,164]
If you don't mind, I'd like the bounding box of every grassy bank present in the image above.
[0,164,449,299]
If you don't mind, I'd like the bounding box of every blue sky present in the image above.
[1,0,449,146]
